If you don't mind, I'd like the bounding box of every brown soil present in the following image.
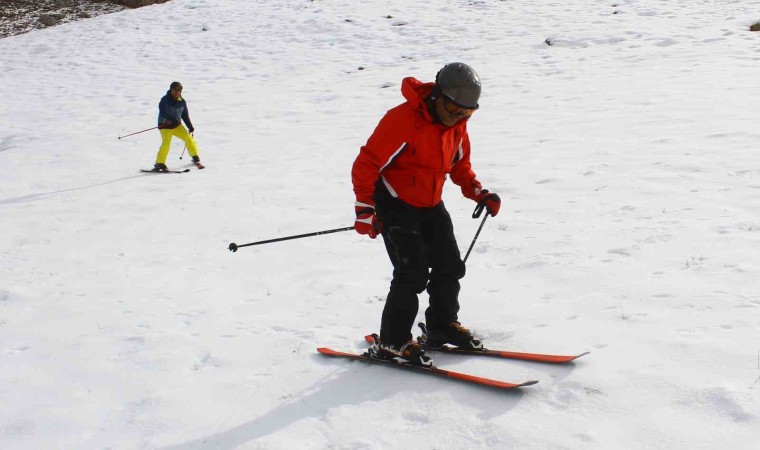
[0,1,127,39]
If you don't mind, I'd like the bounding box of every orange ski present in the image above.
[318,347,538,390]
[365,331,589,364]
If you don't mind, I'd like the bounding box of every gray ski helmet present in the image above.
[435,62,481,109]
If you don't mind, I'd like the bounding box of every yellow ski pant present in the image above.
[155,125,199,164]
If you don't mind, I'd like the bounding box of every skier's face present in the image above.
[170,85,182,100]
[436,96,476,127]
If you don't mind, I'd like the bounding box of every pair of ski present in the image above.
[140,162,205,174]
[318,326,589,390]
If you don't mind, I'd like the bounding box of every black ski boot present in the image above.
[421,322,484,350]
[152,163,168,172]
[370,339,433,366]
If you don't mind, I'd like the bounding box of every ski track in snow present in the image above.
[1,0,759,448]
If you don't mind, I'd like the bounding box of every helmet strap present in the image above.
[429,85,442,101]
[425,94,443,124]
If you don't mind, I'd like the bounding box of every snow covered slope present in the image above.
[1,0,758,448]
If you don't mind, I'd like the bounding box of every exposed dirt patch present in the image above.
[0,1,170,39]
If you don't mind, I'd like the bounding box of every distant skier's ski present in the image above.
[140,168,190,174]
[318,347,537,389]
[364,328,589,364]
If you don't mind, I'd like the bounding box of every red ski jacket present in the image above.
[352,77,481,209]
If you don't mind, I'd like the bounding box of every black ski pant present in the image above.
[375,195,466,346]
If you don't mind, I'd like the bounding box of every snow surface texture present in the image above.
[1,0,759,448]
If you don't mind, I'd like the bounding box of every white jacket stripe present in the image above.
[379,143,407,172]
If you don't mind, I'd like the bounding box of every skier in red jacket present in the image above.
[351,63,501,366]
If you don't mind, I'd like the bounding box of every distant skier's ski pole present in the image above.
[179,143,187,160]
[117,125,164,140]
[228,226,355,252]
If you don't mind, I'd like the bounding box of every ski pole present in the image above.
[180,133,192,159]
[463,200,494,264]
[117,126,162,140]
[463,214,488,264]
[228,226,355,252]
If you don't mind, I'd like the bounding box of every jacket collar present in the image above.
[401,77,435,122]
[165,90,183,102]
[401,77,468,128]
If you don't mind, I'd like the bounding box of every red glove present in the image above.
[354,201,382,238]
[462,179,501,217]
[460,178,484,201]
[475,191,501,217]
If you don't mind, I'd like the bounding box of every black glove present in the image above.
[188,126,194,133]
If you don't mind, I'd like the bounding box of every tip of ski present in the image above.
[317,347,352,357]
[434,347,590,364]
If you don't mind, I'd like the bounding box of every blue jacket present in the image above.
[157,91,194,130]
